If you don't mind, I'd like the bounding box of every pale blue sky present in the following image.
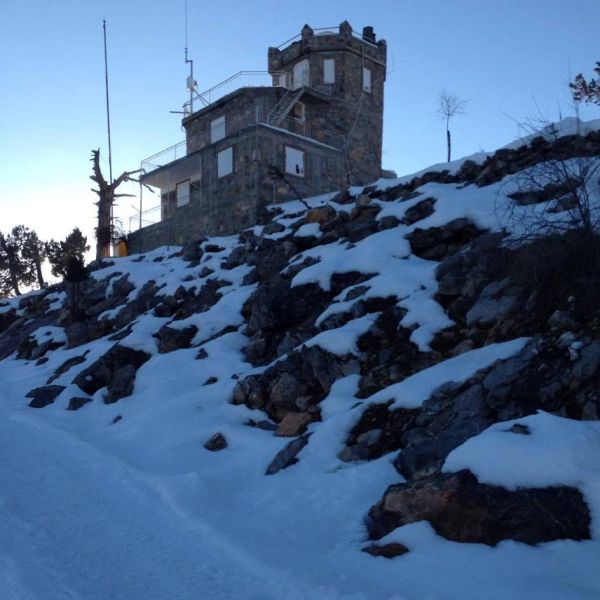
[1,0,599,246]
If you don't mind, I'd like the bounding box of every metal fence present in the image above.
[183,71,289,114]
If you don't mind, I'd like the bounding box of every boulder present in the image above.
[367,469,591,546]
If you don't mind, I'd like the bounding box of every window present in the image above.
[285,146,305,177]
[293,59,310,89]
[211,116,226,143]
[176,179,190,207]
[363,67,372,93]
[323,59,335,84]
[218,147,233,178]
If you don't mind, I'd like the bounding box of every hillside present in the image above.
[1,119,600,599]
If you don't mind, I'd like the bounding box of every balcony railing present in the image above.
[183,71,289,115]
[141,140,187,173]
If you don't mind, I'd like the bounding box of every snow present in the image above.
[2,122,600,598]
[294,222,322,238]
[30,325,66,346]
[305,312,380,355]
[444,410,600,493]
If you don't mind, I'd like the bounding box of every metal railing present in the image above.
[183,71,289,114]
[129,204,161,233]
[274,26,379,50]
[141,140,187,172]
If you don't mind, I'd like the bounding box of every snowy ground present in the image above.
[2,120,600,599]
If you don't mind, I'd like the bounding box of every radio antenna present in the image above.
[103,19,113,184]
[184,0,196,114]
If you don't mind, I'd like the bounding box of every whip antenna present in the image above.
[103,19,113,184]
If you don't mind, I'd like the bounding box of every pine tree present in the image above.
[571,62,600,105]
[21,229,47,288]
[0,227,37,297]
[46,228,90,279]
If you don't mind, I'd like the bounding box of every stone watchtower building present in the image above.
[130,21,387,252]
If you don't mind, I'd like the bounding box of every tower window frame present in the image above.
[323,58,335,84]
[211,116,226,143]
[285,146,305,177]
[176,179,190,207]
[217,146,234,178]
[363,67,372,93]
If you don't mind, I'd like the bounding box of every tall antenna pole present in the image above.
[103,19,113,184]
[184,0,194,114]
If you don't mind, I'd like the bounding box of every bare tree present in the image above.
[437,89,468,163]
[90,149,142,260]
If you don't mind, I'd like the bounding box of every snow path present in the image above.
[0,411,286,600]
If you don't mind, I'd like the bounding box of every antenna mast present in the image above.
[184,0,196,114]
[102,19,113,184]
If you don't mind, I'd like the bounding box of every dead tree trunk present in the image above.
[90,150,141,260]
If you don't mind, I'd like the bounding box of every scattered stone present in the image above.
[112,415,122,424]
[506,423,530,435]
[47,353,88,384]
[401,197,436,225]
[67,397,92,411]
[305,206,336,224]
[276,412,312,437]
[266,434,310,475]
[362,543,409,558]
[204,432,228,451]
[155,325,198,353]
[26,385,65,408]
[203,376,218,385]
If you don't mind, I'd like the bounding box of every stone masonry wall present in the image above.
[129,124,344,252]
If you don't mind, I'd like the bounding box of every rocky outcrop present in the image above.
[367,469,590,546]
[406,218,485,261]
[233,345,358,421]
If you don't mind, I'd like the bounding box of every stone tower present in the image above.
[130,21,388,252]
[267,21,387,185]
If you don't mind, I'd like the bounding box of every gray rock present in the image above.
[572,341,600,381]
[106,365,137,403]
[266,434,310,475]
[26,385,65,408]
[156,325,198,353]
[204,433,228,451]
[67,397,92,411]
[367,469,591,546]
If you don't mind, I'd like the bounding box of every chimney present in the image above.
[362,26,376,42]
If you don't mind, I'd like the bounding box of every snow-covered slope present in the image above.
[1,119,600,599]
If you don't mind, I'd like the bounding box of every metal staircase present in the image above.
[266,87,305,127]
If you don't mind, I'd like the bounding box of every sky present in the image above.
[1,0,599,250]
